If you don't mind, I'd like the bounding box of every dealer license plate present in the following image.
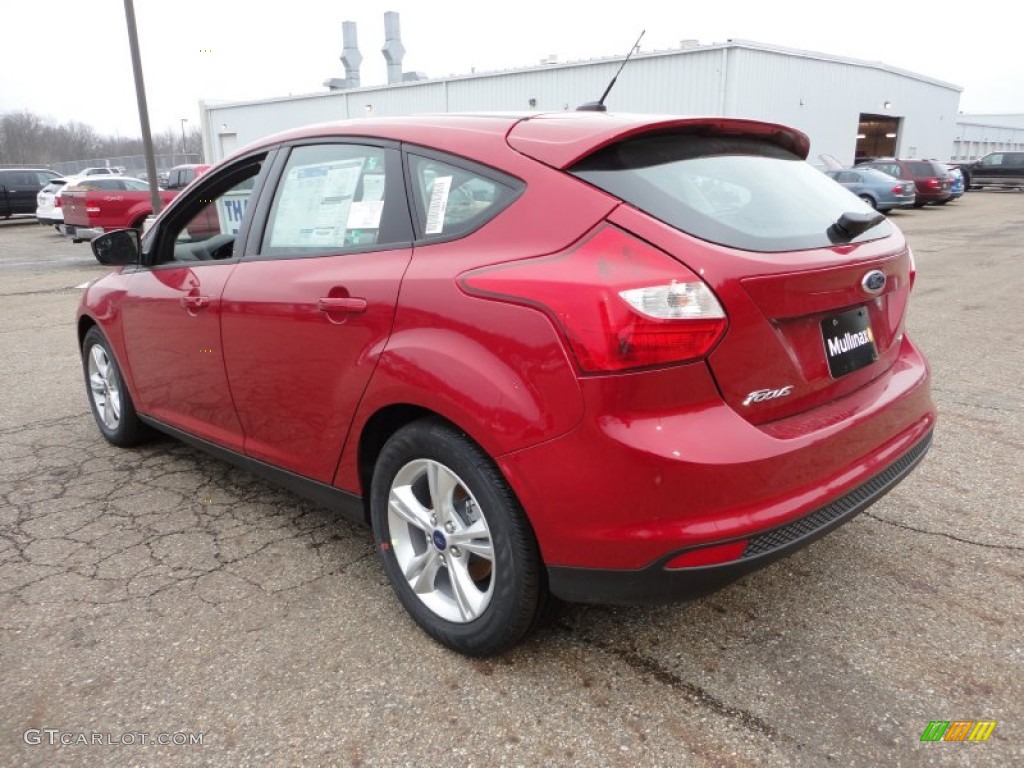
[821,306,878,378]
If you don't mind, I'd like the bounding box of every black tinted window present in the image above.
[573,134,890,253]
[907,161,946,178]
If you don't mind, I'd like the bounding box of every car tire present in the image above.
[858,194,877,209]
[935,200,950,205]
[81,326,152,447]
[370,418,546,656]
[913,201,926,208]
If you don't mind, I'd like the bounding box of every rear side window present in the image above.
[407,153,522,240]
[572,134,891,252]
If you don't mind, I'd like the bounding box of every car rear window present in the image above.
[571,134,890,252]
[906,161,946,178]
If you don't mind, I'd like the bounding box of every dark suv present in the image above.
[855,159,952,206]
[959,151,1024,190]
[0,168,61,217]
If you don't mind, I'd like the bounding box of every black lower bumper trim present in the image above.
[547,429,933,604]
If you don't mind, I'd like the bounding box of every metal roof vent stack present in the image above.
[382,11,405,85]
[341,21,362,89]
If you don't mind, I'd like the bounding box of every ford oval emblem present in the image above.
[861,270,886,295]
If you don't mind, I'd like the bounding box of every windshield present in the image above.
[571,134,891,252]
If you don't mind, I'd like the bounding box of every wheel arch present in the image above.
[353,403,519,523]
[77,313,98,348]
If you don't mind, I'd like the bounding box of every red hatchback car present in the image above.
[78,113,935,655]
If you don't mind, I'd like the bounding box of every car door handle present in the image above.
[317,297,367,313]
[180,295,210,310]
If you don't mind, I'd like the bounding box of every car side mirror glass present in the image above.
[92,229,141,266]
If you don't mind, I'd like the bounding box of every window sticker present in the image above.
[424,175,452,234]
[362,173,386,202]
[270,158,364,248]
[346,200,384,229]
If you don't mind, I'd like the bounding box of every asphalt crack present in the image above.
[864,512,1024,551]
[555,621,796,747]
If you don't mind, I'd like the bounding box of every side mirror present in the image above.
[92,229,140,266]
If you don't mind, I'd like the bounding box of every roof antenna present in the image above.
[577,30,645,112]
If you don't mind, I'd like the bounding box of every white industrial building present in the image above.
[952,114,1024,161]
[201,20,965,168]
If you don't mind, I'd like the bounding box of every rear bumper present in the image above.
[500,334,935,591]
[60,223,104,240]
[547,429,932,603]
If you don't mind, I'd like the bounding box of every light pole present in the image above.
[122,0,161,214]
[180,118,188,161]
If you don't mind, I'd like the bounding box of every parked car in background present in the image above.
[947,166,965,200]
[958,151,1024,190]
[855,158,952,206]
[824,168,916,211]
[36,177,80,228]
[77,167,124,177]
[77,112,935,655]
[61,176,176,242]
[0,168,61,217]
[164,163,211,190]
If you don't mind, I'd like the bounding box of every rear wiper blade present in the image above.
[827,211,885,243]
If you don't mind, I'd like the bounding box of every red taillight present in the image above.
[665,540,749,569]
[908,247,917,291]
[892,185,904,194]
[461,224,727,373]
[925,178,941,189]
[54,197,61,208]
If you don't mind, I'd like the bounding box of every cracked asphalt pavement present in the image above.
[1,195,1021,766]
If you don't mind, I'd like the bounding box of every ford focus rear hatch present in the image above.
[511,115,913,423]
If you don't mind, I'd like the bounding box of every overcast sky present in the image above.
[2,0,1021,137]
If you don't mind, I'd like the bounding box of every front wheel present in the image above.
[81,326,152,446]
[370,419,546,655]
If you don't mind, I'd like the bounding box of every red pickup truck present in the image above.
[61,177,179,242]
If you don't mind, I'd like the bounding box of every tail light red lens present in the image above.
[461,224,727,372]
[54,197,62,207]
[908,247,917,291]
[665,539,749,568]
[892,185,904,194]
[925,178,941,189]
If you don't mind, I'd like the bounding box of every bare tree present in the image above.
[0,110,204,166]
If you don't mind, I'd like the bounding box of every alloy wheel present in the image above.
[387,459,495,623]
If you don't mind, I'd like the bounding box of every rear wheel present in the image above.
[370,419,545,656]
[858,194,877,209]
[82,326,152,446]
